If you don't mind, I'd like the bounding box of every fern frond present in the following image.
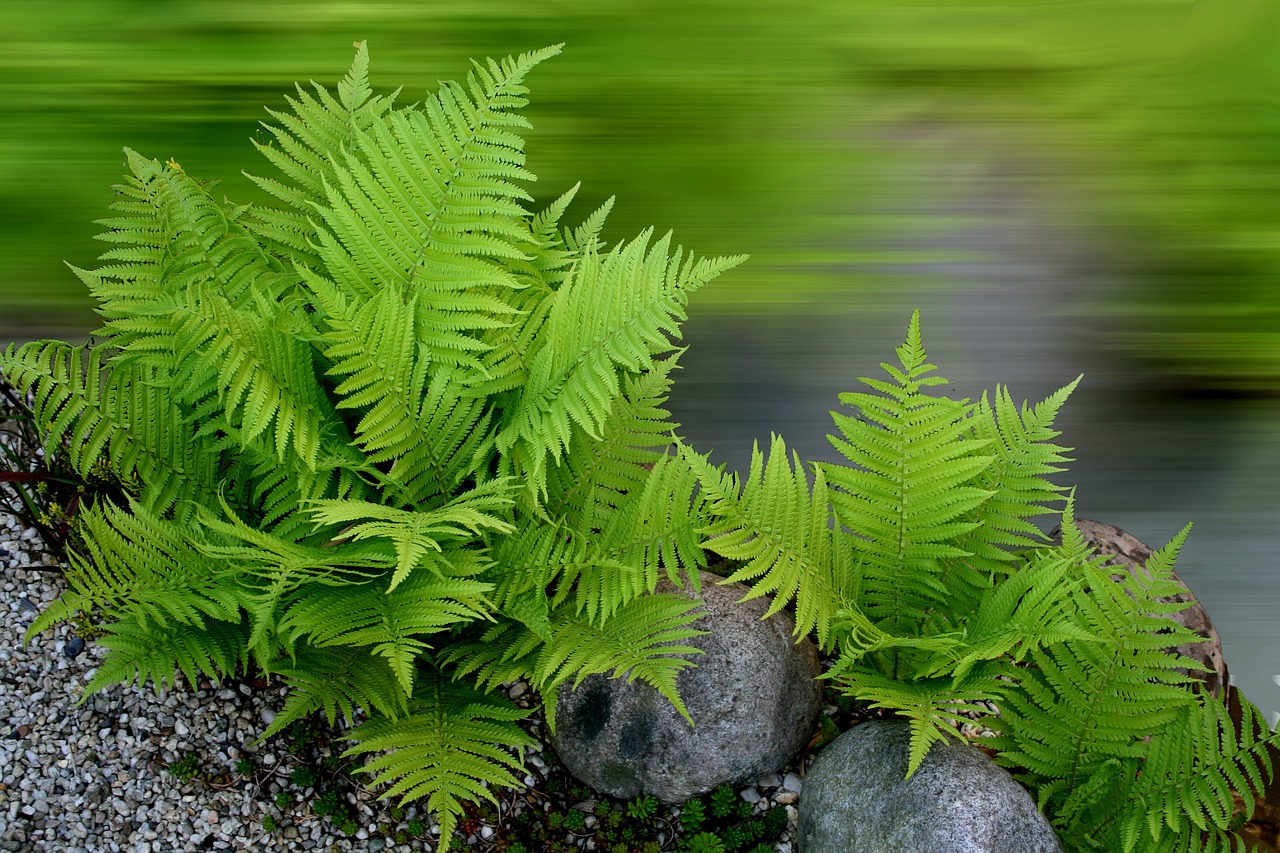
[266,644,410,737]
[934,378,1079,617]
[308,278,493,503]
[344,672,536,844]
[1123,694,1280,851]
[966,379,1078,548]
[244,39,398,269]
[685,435,840,648]
[498,231,746,497]
[305,477,515,590]
[821,311,995,636]
[27,499,241,644]
[0,342,221,519]
[74,151,284,340]
[542,357,682,531]
[84,614,250,696]
[490,521,637,626]
[593,451,711,593]
[830,666,1007,776]
[305,46,563,379]
[989,514,1207,798]
[531,594,707,731]
[281,562,494,696]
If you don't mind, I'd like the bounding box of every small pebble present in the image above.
[63,636,85,659]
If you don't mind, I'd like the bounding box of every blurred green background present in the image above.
[3,0,1279,389]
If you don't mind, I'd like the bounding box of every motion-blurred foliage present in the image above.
[0,0,873,333]
[836,0,1280,391]
[4,0,1278,390]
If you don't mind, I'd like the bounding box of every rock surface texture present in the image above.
[797,720,1062,853]
[550,571,822,803]
[1050,517,1229,698]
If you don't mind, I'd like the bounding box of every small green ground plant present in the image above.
[3,42,744,840]
[682,311,1280,852]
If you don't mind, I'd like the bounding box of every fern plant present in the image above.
[2,41,746,840]
[682,310,1280,851]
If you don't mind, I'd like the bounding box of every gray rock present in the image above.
[1050,518,1228,698]
[797,720,1061,853]
[550,570,822,802]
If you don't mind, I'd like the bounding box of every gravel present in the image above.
[0,405,809,852]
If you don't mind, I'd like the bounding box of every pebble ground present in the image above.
[0,513,807,852]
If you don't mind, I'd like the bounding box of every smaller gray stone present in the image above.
[797,720,1061,853]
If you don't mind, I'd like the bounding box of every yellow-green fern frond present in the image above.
[543,358,683,530]
[305,477,514,590]
[685,435,840,648]
[490,522,636,627]
[822,311,995,634]
[531,594,707,731]
[281,566,493,696]
[499,231,745,496]
[265,644,410,737]
[244,40,398,269]
[0,343,221,520]
[344,672,536,844]
[84,615,250,696]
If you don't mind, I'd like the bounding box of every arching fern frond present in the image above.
[542,357,683,530]
[304,477,515,590]
[488,521,637,626]
[531,594,707,731]
[684,435,840,648]
[265,644,410,738]
[84,613,250,696]
[26,499,242,649]
[499,231,745,497]
[304,46,562,379]
[168,284,342,470]
[989,521,1214,823]
[0,342,220,519]
[244,39,398,269]
[1118,694,1280,852]
[344,671,537,844]
[75,149,296,351]
[592,450,710,593]
[280,564,493,697]
[928,378,1080,621]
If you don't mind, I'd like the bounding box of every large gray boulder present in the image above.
[549,570,821,802]
[797,720,1062,853]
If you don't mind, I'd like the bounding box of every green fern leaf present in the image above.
[0,343,221,519]
[343,672,537,843]
[531,594,707,730]
[685,434,840,648]
[266,644,410,737]
[498,231,745,497]
[821,312,996,636]
[281,561,494,696]
[304,477,515,590]
[84,615,249,696]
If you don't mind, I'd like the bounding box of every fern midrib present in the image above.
[401,89,512,295]
[1064,641,1125,793]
